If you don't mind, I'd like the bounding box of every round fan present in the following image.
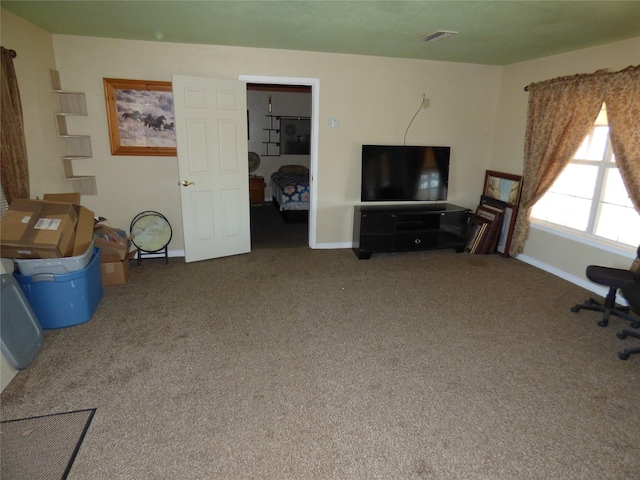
[248,151,260,173]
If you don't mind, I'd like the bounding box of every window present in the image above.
[530,104,640,249]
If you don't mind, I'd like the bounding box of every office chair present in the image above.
[571,245,640,328]
[616,279,640,360]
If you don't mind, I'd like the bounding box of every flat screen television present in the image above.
[361,145,450,202]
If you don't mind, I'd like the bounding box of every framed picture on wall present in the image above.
[280,117,310,155]
[103,78,177,156]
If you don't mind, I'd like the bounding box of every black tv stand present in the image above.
[352,203,470,259]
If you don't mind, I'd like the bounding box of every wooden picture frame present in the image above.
[103,78,176,156]
[481,171,522,259]
[280,117,311,155]
[483,170,522,206]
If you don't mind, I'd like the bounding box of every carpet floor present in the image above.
[1,247,638,479]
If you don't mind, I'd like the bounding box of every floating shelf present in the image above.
[50,69,97,195]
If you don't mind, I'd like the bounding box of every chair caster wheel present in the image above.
[631,322,640,329]
[597,320,609,327]
[585,299,595,305]
[618,352,630,360]
[570,306,579,313]
[617,333,627,340]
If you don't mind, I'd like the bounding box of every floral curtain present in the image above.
[510,65,640,255]
[1,47,29,204]
[604,65,640,212]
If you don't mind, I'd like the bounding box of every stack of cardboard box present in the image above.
[0,194,94,260]
[94,225,136,286]
[0,193,135,286]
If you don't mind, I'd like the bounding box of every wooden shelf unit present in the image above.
[50,69,97,195]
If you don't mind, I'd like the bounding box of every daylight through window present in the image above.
[530,104,640,248]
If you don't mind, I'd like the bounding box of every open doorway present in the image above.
[243,77,318,249]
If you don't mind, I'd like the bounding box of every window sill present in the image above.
[529,220,636,259]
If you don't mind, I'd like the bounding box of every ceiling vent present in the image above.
[420,31,458,43]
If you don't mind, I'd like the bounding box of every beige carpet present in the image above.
[1,247,638,479]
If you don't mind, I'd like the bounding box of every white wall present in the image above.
[48,34,501,248]
[491,37,640,288]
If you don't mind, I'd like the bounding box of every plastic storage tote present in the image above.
[14,238,95,276]
[13,248,103,329]
[0,274,44,369]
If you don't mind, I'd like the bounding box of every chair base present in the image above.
[571,294,639,328]
[616,328,640,360]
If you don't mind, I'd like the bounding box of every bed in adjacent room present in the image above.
[269,165,310,223]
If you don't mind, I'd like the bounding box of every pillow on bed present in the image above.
[278,165,309,174]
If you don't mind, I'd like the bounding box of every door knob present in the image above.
[181,180,195,187]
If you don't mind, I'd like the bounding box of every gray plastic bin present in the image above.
[14,238,94,275]
[0,274,43,369]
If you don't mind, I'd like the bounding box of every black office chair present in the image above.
[616,279,640,360]
[571,245,640,327]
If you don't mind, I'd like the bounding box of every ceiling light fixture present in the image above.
[420,31,458,43]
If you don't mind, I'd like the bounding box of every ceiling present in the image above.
[3,1,640,66]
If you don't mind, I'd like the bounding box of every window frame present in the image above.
[529,122,637,257]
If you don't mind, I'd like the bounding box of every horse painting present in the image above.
[144,114,166,131]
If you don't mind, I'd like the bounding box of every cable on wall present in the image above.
[403,94,427,145]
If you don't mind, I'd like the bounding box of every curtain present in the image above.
[1,47,29,204]
[510,65,640,255]
[604,65,640,212]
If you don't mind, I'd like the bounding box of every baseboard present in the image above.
[314,242,353,249]
[516,253,628,306]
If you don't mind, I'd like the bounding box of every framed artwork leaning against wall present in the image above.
[482,170,523,257]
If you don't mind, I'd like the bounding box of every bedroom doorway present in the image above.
[241,75,319,249]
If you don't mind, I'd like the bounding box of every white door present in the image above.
[172,75,250,263]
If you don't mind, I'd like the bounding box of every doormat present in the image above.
[0,408,96,480]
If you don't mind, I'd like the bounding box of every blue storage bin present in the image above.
[13,248,103,329]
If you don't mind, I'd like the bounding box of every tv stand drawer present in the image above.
[394,232,438,250]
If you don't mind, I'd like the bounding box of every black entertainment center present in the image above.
[352,203,470,259]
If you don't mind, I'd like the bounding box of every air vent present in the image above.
[420,31,458,43]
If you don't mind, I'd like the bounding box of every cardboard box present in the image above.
[100,249,136,286]
[0,200,78,259]
[71,204,95,256]
[43,193,81,204]
[94,236,132,261]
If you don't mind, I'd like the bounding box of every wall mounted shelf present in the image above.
[262,115,280,157]
[50,69,97,195]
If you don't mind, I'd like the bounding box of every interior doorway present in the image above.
[241,75,319,249]
[246,84,311,248]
